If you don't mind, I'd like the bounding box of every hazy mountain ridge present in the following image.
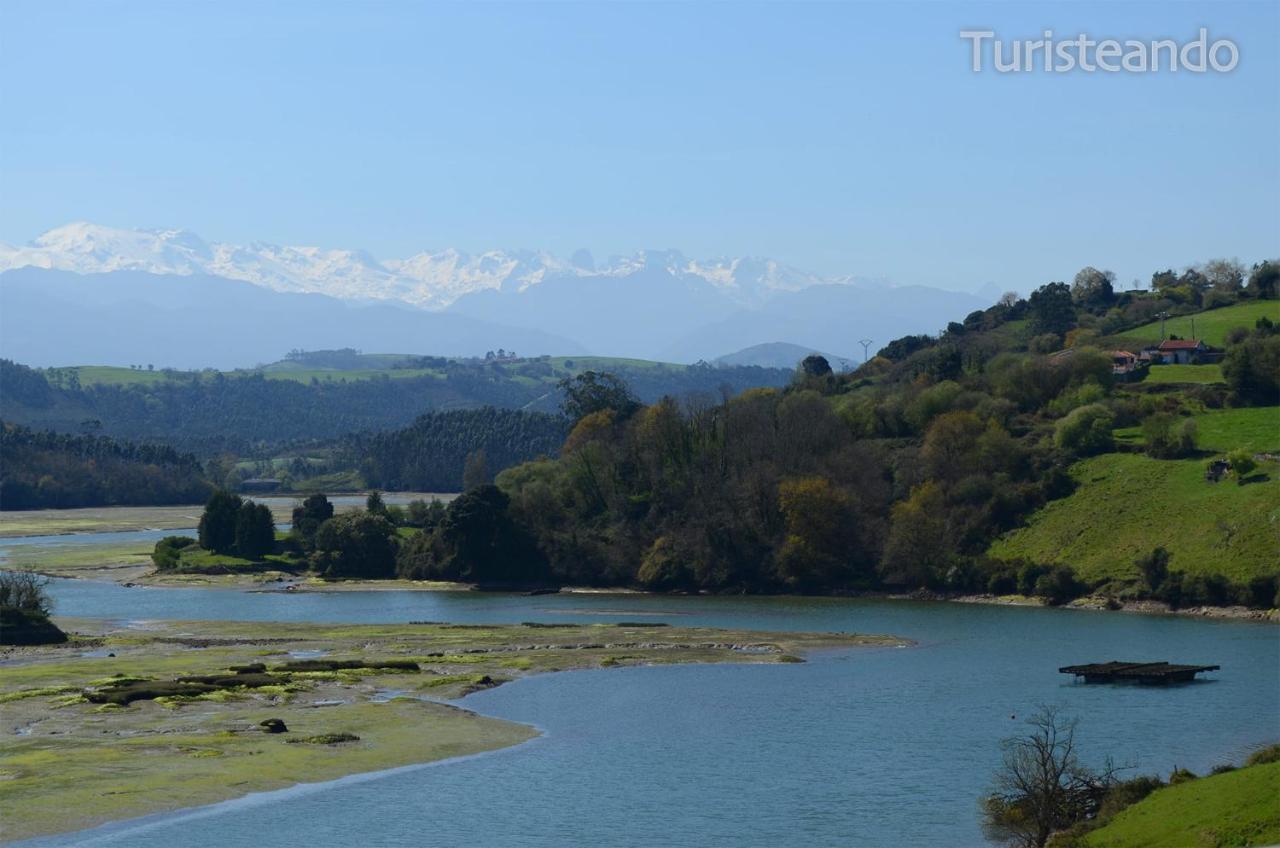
[0,268,584,369]
[661,283,988,363]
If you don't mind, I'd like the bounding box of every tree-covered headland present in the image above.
[485,262,1279,605]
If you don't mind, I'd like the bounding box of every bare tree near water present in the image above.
[982,706,1121,848]
[0,569,52,615]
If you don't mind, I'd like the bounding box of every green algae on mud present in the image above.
[0,617,898,842]
[0,540,154,577]
[0,505,212,538]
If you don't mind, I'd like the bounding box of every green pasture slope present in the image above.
[70,366,174,386]
[258,367,443,383]
[68,363,441,385]
[1141,364,1224,385]
[261,353,412,370]
[1120,300,1280,348]
[544,355,680,372]
[1115,407,1280,454]
[990,408,1280,585]
[62,354,695,387]
[1079,761,1280,848]
[1193,406,1280,454]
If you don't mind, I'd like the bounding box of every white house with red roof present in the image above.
[1155,338,1209,364]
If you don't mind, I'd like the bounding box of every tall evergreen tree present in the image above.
[291,493,334,549]
[198,490,242,553]
[234,501,275,558]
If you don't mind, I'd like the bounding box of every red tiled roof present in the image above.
[1158,339,1203,350]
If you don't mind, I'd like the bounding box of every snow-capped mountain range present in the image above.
[1,222,991,368]
[0,222,834,309]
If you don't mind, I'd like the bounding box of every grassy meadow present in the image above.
[1121,300,1280,348]
[1141,364,1224,385]
[70,365,175,386]
[1113,406,1280,455]
[1079,760,1280,848]
[258,367,443,383]
[988,451,1279,585]
[544,355,682,372]
[996,403,1280,585]
[1193,406,1280,454]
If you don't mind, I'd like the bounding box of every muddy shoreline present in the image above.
[1,617,892,842]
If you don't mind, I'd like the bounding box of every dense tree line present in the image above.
[397,485,547,585]
[275,489,548,586]
[0,358,791,457]
[132,255,1276,607]
[458,261,1277,599]
[495,378,1066,592]
[0,360,58,406]
[0,421,211,510]
[346,408,570,492]
[1221,319,1280,405]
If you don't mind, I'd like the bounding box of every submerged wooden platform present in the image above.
[1059,661,1220,684]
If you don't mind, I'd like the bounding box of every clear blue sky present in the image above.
[2,0,1276,292]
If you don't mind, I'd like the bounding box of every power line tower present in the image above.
[858,339,874,363]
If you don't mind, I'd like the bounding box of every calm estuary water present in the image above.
[10,569,1280,847]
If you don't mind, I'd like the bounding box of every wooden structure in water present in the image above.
[1059,661,1219,684]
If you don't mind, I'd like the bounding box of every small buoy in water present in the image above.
[1010,714,1016,720]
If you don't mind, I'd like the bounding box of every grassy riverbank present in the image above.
[1076,759,1280,848]
[0,617,896,842]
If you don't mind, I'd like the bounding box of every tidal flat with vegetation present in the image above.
[0,617,895,842]
[0,494,447,539]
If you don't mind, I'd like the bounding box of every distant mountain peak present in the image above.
[0,222,864,310]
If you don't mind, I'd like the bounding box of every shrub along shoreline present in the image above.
[142,440,1278,618]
